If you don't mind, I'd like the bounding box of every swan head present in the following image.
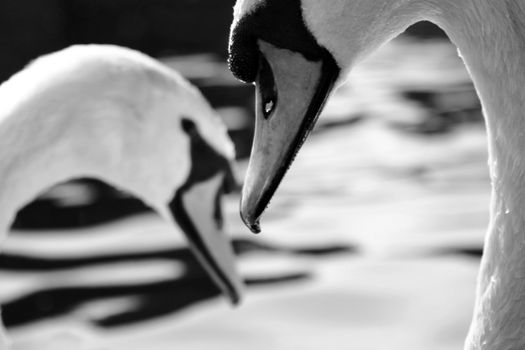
[82,101,243,305]
[165,116,243,305]
[228,0,421,232]
[102,102,243,304]
[136,97,243,304]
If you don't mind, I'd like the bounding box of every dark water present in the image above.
[2,225,355,329]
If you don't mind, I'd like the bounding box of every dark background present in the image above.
[0,0,237,82]
[0,0,445,83]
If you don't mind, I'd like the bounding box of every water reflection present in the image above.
[1,234,356,329]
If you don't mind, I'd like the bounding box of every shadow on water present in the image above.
[431,247,483,259]
[399,83,482,135]
[0,237,356,329]
[12,179,151,230]
[1,239,480,329]
[0,239,357,272]
[3,272,311,329]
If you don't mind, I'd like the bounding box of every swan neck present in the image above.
[0,108,128,241]
[0,132,89,238]
[429,2,525,348]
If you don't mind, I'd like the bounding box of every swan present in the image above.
[0,44,243,348]
[228,0,525,348]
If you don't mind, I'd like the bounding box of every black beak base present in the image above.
[170,189,241,305]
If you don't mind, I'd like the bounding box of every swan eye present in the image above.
[181,118,198,135]
[258,54,278,119]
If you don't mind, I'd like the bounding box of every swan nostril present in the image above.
[264,99,275,115]
[257,54,278,119]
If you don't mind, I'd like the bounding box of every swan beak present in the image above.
[170,172,243,305]
[240,40,340,233]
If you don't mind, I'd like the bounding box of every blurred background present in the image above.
[1,1,488,349]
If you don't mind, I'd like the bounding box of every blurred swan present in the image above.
[229,0,525,348]
[0,44,242,348]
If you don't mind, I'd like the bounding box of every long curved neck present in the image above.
[0,107,127,242]
[0,126,98,240]
[428,1,525,349]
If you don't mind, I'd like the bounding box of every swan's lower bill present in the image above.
[240,40,340,233]
[169,118,242,304]
[170,172,242,305]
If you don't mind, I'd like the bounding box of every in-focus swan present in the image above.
[0,44,243,348]
[229,0,525,348]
